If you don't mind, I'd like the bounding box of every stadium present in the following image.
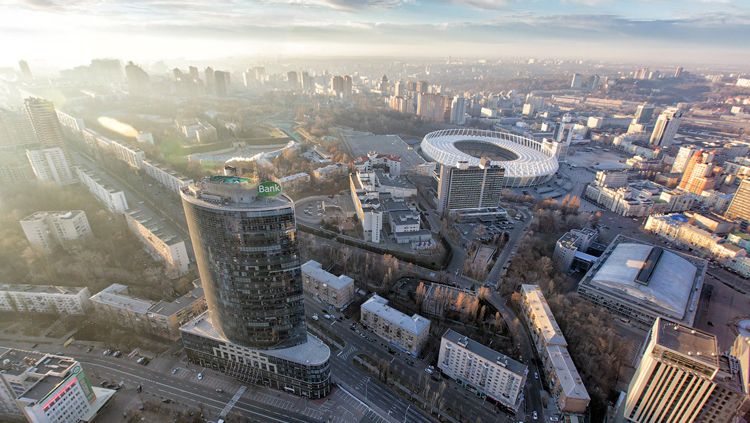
[421,129,560,188]
[420,129,560,212]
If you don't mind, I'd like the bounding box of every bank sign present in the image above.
[258,181,282,197]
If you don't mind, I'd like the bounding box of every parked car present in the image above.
[197,372,204,380]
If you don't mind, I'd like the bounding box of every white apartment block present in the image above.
[89,284,205,340]
[125,208,189,276]
[179,120,217,143]
[438,329,527,412]
[26,148,75,186]
[20,210,92,252]
[55,110,86,133]
[0,284,90,315]
[300,260,354,309]
[75,166,128,213]
[360,294,430,356]
[142,159,193,194]
[645,214,746,261]
[520,284,590,414]
[313,163,348,181]
[108,138,144,169]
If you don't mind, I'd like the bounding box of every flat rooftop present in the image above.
[362,294,430,335]
[655,317,718,369]
[180,311,330,366]
[182,176,293,211]
[21,210,86,222]
[20,355,78,402]
[0,284,87,295]
[0,348,46,377]
[443,329,526,375]
[148,287,204,317]
[301,260,354,290]
[520,285,567,347]
[545,345,591,401]
[127,207,182,245]
[89,283,153,314]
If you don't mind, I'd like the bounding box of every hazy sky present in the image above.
[1,0,749,69]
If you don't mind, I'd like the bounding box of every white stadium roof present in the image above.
[420,129,558,186]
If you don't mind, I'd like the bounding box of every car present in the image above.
[86,347,93,353]
[136,357,144,364]
[30,343,38,349]
[161,398,172,404]
[113,351,122,358]
[171,368,178,375]
[549,417,560,422]
[215,388,224,393]
[197,373,204,380]
[534,371,538,380]
[532,411,538,420]
[324,314,332,320]
[311,314,319,321]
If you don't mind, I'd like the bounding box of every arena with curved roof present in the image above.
[421,129,559,188]
[577,234,706,328]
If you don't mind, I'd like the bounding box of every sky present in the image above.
[1,0,749,69]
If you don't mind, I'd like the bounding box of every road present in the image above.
[1,344,320,423]
[307,296,516,423]
[484,207,533,288]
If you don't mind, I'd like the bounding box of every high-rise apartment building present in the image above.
[622,318,749,423]
[18,60,32,80]
[678,150,715,195]
[204,66,214,92]
[650,107,683,147]
[633,103,655,125]
[214,70,230,97]
[450,96,467,125]
[726,179,750,223]
[417,93,445,122]
[124,61,149,95]
[179,176,330,398]
[0,108,37,149]
[26,147,75,186]
[570,73,584,89]
[20,210,91,252]
[23,98,65,149]
[671,145,697,173]
[436,158,505,213]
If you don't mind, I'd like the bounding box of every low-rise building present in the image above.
[89,284,206,340]
[275,172,311,191]
[553,228,598,272]
[75,166,128,213]
[20,210,92,252]
[520,285,590,414]
[438,329,527,412]
[353,152,402,177]
[360,294,430,356]
[420,283,478,319]
[125,208,190,276]
[0,284,90,315]
[142,159,193,194]
[313,163,348,181]
[178,119,217,143]
[585,180,694,217]
[0,350,115,423]
[645,214,745,261]
[300,260,354,309]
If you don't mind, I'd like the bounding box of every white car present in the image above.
[197,373,204,380]
[424,368,433,374]
[532,411,538,420]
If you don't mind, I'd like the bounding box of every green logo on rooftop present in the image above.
[258,181,282,197]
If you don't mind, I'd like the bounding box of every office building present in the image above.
[438,329,527,412]
[26,148,75,186]
[23,98,65,149]
[180,176,330,398]
[125,208,190,276]
[578,235,705,327]
[650,107,682,147]
[360,294,430,356]
[435,158,504,213]
[553,228,598,272]
[726,179,750,223]
[20,210,92,252]
[645,213,744,261]
[621,318,749,423]
[0,351,115,423]
[300,260,354,309]
[74,167,128,213]
[0,285,90,315]
[89,284,205,340]
[520,285,590,414]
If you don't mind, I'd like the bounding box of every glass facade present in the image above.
[181,181,307,349]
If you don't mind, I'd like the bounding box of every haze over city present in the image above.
[2,0,750,68]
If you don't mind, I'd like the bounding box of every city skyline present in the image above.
[1,0,750,68]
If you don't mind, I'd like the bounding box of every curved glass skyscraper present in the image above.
[179,176,330,398]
